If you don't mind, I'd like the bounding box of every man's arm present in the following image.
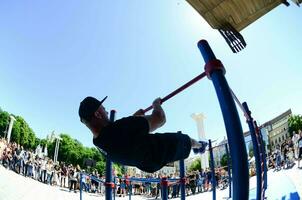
[133,98,166,132]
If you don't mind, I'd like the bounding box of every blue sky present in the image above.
[0,1,301,148]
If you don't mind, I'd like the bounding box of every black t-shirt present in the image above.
[93,116,149,166]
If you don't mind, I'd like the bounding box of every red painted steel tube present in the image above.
[143,72,207,113]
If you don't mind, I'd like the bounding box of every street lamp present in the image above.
[7,115,16,143]
[53,134,62,164]
[191,113,209,169]
[47,131,62,163]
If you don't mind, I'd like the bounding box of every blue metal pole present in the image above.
[225,144,232,199]
[179,159,186,200]
[113,177,116,200]
[242,102,261,200]
[105,157,113,200]
[198,40,249,200]
[260,132,268,191]
[129,182,132,200]
[255,121,267,198]
[105,110,116,200]
[80,173,83,200]
[209,140,216,200]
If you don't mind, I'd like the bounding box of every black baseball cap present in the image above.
[78,96,107,122]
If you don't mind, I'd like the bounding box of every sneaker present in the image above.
[193,141,208,154]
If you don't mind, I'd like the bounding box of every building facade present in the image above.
[243,109,292,153]
[212,138,228,167]
[261,109,292,151]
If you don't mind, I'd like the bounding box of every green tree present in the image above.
[27,127,36,149]
[188,158,201,172]
[34,137,42,148]
[249,149,254,158]
[220,154,228,167]
[39,139,50,149]
[113,163,123,176]
[55,134,108,171]
[95,161,106,175]
[0,108,108,174]
[10,116,36,149]
[288,115,302,137]
[56,134,81,165]
[248,142,254,158]
[0,109,10,138]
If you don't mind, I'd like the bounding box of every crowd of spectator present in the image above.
[0,137,82,193]
[268,130,302,171]
[81,167,230,199]
[0,136,230,198]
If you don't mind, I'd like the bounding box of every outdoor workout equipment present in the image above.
[198,39,249,200]
[105,110,116,200]
[208,140,217,200]
[80,142,233,200]
[231,90,268,200]
[80,39,250,200]
[244,104,267,200]
[144,40,250,199]
[254,121,268,200]
[143,72,206,113]
[80,142,234,200]
[80,160,187,200]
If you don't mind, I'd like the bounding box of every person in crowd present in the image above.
[281,141,289,169]
[80,171,90,192]
[274,145,282,171]
[144,176,151,197]
[34,156,42,180]
[171,173,179,198]
[53,162,61,186]
[22,150,28,176]
[286,147,294,169]
[298,131,302,168]
[68,165,78,192]
[117,178,126,197]
[60,162,68,187]
[204,168,212,191]
[196,169,202,193]
[90,170,99,193]
[155,174,162,199]
[13,144,22,173]
[188,172,197,195]
[1,145,11,168]
[292,131,300,159]
[40,157,47,183]
[46,159,54,185]
[27,152,34,178]
[268,154,275,169]
[0,139,7,159]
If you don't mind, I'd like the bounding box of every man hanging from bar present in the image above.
[78,96,207,173]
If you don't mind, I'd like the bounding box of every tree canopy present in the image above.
[0,108,120,175]
[220,153,228,167]
[188,158,201,172]
[288,115,302,136]
[0,109,10,138]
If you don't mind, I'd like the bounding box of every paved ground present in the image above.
[0,163,301,200]
[264,164,302,200]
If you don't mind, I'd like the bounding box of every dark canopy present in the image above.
[186,0,300,53]
[186,0,299,31]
